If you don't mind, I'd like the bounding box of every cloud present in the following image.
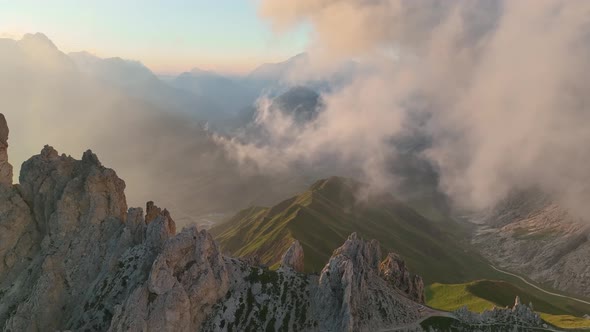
[224,0,590,217]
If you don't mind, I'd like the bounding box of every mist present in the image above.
[216,0,590,218]
[0,33,309,226]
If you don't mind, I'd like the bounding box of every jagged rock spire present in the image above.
[280,240,305,272]
[0,114,13,185]
[379,252,425,303]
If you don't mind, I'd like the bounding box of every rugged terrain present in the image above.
[0,113,555,331]
[472,190,590,299]
[0,112,429,331]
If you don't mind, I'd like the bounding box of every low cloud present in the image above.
[220,0,590,217]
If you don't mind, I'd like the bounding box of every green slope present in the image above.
[211,176,493,283]
[427,280,590,330]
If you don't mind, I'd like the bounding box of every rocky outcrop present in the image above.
[281,240,304,272]
[204,232,424,332]
[379,253,425,303]
[109,226,229,331]
[313,233,422,331]
[0,114,12,185]
[1,143,134,331]
[454,296,543,329]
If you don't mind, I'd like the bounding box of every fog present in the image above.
[223,0,590,218]
[0,33,309,226]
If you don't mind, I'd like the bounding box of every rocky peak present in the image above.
[39,144,59,160]
[316,233,421,331]
[18,145,127,237]
[379,252,425,303]
[20,33,58,50]
[145,200,162,224]
[331,232,382,271]
[280,239,305,272]
[145,203,177,250]
[0,114,12,186]
[81,149,102,166]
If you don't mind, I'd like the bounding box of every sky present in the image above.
[0,0,309,74]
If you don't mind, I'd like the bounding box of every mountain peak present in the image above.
[280,240,305,272]
[19,32,57,50]
[247,52,309,81]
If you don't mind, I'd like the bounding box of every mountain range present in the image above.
[0,33,322,226]
[0,113,553,331]
[212,176,490,284]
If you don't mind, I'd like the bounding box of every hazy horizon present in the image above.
[0,0,309,74]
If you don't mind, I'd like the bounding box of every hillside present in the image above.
[211,176,492,283]
[473,189,590,299]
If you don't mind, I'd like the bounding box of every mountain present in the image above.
[472,189,590,299]
[211,176,493,284]
[267,85,323,124]
[1,33,76,74]
[68,52,224,125]
[0,115,559,331]
[247,53,308,83]
[0,34,313,225]
[171,68,260,119]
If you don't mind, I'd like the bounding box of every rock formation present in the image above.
[0,114,12,185]
[312,233,422,331]
[280,240,304,272]
[454,296,543,329]
[204,232,424,332]
[379,252,425,303]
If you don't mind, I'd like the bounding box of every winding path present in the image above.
[490,264,590,306]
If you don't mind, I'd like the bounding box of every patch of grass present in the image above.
[540,314,590,329]
[420,316,460,331]
[427,280,590,330]
[467,280,584,316]
[426,282,495,312]
[512,227,555,241]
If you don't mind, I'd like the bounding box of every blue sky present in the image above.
[0,0,309,73]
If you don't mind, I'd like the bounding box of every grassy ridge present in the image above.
[212,176,590,325]
[212,176,494,283]
[426,280,590,330]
